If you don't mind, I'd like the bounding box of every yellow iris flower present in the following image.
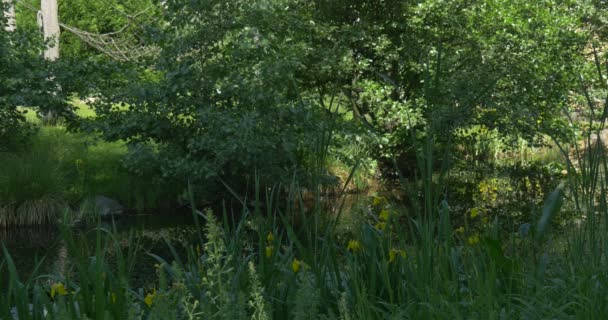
[347,240,361,252]
[144,289,156,307]
[50,282,67,299]
[389,249,406,263]
[379,209,389,221]
[467,234,480,245]
[292,258,301,273]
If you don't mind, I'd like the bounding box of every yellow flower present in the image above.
[455,226,465,234]
[388,249,406,263]
[265,245,273,258]
[375,221,386,231]
[292,258,301,273]
[467,234,480,245]
[111,292,117,304]
[379,209,389,221]
[347,240,361,252]
[266,232,274,243]
[50,282,67,299]
[372,196,383,206]
[144,289,156,307]
[470,207,481,218]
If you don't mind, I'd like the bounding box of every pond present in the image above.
[0,192,371,293]
[0,211,199,291]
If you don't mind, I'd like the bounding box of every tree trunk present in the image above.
[41,0,59,60]
[2,0,16,32]
[40,0,60,124]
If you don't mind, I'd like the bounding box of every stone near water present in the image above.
[81,195,124,219]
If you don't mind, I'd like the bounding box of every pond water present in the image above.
[0,193,371,291]
[0,212,199,290]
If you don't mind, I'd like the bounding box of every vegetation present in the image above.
[4,0,608,319]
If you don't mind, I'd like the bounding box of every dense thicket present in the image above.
[82,0,590,189]
[1,0,600,191]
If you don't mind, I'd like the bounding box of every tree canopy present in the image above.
[0,0,600,185]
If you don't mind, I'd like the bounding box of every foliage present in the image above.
[307,0,588,173]
[0,2,62,150]
[0,125,178,225]
[5,1,608,318]
[0,164,606,319]
[89,0,343,193]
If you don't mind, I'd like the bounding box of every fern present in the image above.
[291,273,321,320]
[248,262,270,320]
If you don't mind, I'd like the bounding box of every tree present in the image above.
[2,0,15,31]
[90,0,336,193]
[308,0,588,172]
[41,0,59,60]
[89,0,592,187]
[0,0,71,150]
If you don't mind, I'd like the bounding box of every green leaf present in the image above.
[535,183,564,243]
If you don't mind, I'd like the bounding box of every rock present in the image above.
[81,195,125,219]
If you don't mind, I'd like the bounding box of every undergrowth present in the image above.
[0,124,173,226]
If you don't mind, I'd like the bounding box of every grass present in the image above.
[0,103,176,226]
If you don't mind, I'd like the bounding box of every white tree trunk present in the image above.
[2,0,16,32]
[41,0,59,60]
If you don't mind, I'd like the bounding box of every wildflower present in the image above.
[379,209,389,221]
[372,196,383,206]
[470,207,481,218]
[266,232,274,243]
[467,234,480,245]
[50,282,67,299]
[347,240,361,252]
[389,248,406,263]
[265,245,273,258]
[111,292,117,304]
[455,226,465,234]
[144,289,156,307]
[561,169,568,176]
[292,258,301,273]
[375,221,386,231]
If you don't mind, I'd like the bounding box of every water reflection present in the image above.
[0,212,198,289]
